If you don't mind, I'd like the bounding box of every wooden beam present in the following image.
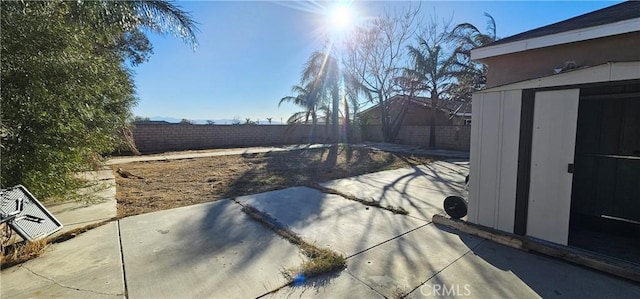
[432,214,640,283]
[433,214,525,249]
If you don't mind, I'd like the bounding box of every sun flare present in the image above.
[330,4,352,30]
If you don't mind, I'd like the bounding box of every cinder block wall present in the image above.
[362,125,471,151]
[132,124,337,153]
[131,123,469,153]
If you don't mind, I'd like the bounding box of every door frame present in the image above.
[513,80,640,242]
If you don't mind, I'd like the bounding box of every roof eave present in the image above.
[471,17,640,61]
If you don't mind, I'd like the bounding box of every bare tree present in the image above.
[343,5,421,142]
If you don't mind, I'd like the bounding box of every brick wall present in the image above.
[132,124,336,153]
[362,125,471,151]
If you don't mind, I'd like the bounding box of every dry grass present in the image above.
[240,204,346,280]
[48,217,119,244]
[1,239,49,268]
[1,146,432,270]
[0,217,119,269]
[307,183,409,215]
[296,245,346,277]
[114,146,432,217]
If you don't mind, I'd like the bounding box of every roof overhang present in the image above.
[471,18,640,61]
[478,61,640,92]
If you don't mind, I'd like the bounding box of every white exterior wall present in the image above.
[468,91,522,232]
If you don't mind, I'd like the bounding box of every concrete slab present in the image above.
[118,199,302,299]
[106,144,332,165]
[355,143,470,159]
[106,143,465,165]
[266,271,385,298]
[74,169,115,181]
[408,240,640,298]
[345,224,483,298]
[321,162,469,221]
[47,170,117,235]
[336,162,468,190]
[0,222,125,298]
[235,187,427,257]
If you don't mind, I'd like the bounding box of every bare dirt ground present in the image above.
[112,145,434,217]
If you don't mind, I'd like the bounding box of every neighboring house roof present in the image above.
[359,95,471,117]
[472,1,640,60]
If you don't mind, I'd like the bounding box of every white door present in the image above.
[527,89,580,245]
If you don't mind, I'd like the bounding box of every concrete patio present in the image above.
[2,145,639,298]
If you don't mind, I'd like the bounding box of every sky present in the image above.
[132,0,622,124]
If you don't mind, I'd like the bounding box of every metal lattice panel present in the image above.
[0,185,63,241]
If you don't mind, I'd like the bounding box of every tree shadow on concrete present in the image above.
[424,223,640,298]
[320,153,469,222]
[303,152,476,297]
[158,145,460,297]
[120,199,304,298]
[264,270,346,298]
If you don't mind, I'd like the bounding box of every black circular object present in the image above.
[444,196,468,219]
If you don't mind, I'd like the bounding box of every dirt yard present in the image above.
[112,145,434,217]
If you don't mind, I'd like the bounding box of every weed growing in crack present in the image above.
[0,239,48,268]
[306,184,409,215]
[1,216,120,269]
[392,286,409,298]
[239,204,346,283]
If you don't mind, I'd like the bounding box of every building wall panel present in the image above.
[469,91,522,232]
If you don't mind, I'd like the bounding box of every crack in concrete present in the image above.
[305,184,409,215]
[21,264,123,297]
[231,196,434,298]
[117,219,129,298]
[344,222,432,260]
[404,239,486,298]
[345,270,388,298]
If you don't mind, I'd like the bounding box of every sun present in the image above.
[329,4,352,30]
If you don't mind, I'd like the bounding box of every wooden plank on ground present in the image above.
[432,214,640,283]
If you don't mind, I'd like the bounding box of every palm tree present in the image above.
[451,13,497,57]
[279,84,314,122]
[302,50,374,142]
[130,0,199,46]
[283,50,367,142]
[449,13,498,96]
[279,84,324,142]
[71,0,199,47]
[300,51,341,142]
[406,36,458,148]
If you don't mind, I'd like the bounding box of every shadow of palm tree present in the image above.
[432,223,640,298]
[160,145,455,296]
